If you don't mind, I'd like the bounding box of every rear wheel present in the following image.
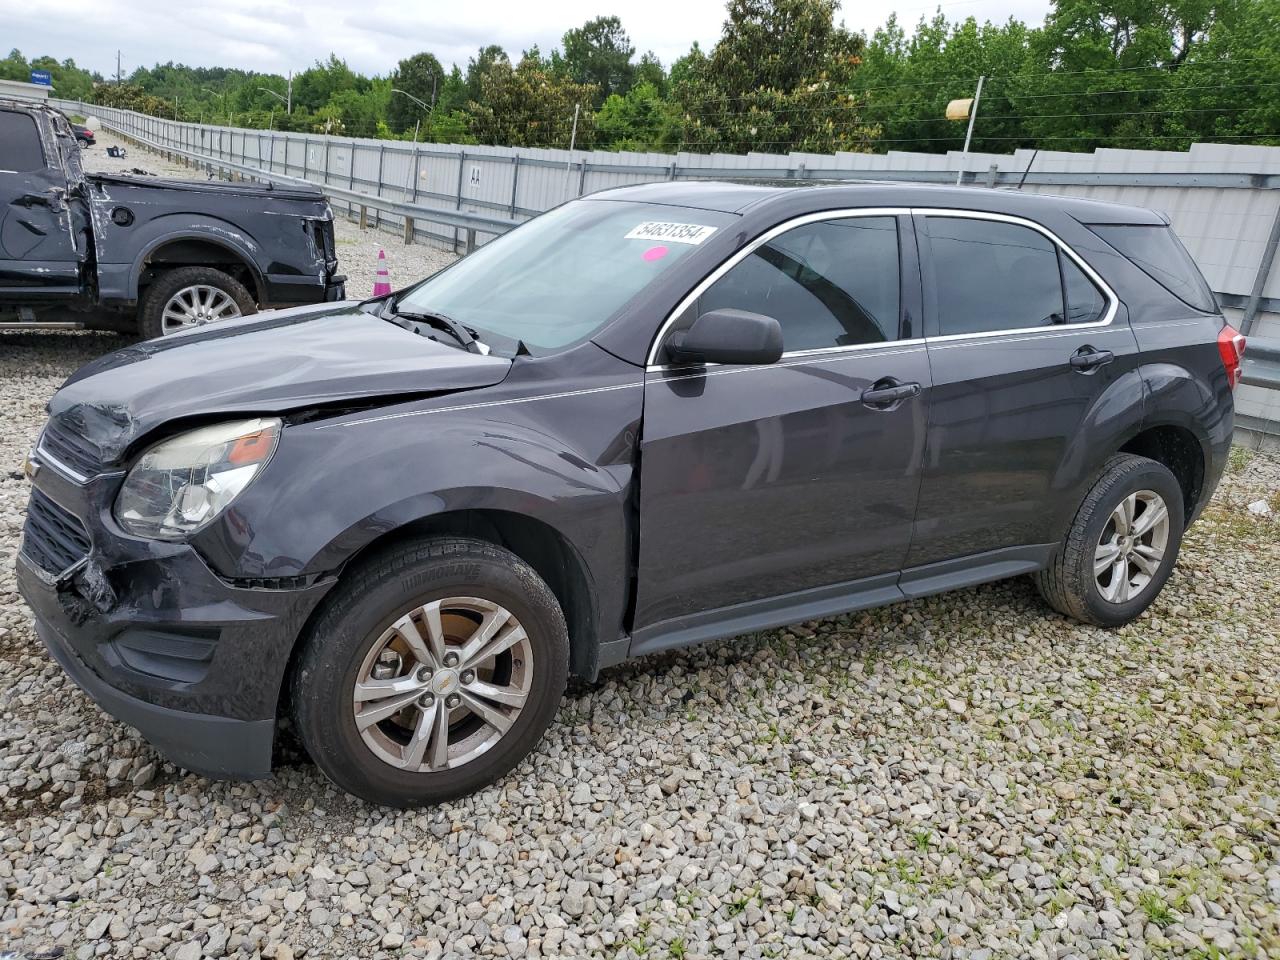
[290,537,569,807]
[1034,454,1185,627]
[137,265,256,339]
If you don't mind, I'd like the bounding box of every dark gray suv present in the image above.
[18,181,1245,807]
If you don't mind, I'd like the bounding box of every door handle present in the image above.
[1069,346,1114,372]
[861,378,921,409]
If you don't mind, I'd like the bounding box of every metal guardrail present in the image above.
[1242,337,1280,389]
[100,119,520,252]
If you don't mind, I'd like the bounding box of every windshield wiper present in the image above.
[378,301,484,354]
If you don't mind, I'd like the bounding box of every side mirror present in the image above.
[665,308,784,366]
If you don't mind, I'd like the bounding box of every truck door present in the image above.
[0,108,83,297]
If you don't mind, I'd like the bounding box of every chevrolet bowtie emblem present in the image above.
[21,453,39,482]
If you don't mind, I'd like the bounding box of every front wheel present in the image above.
[1034,454,1185,627]
[137,265,256,339]
[290,538,569,807]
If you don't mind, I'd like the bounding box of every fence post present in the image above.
[509,155,519,217]
[454,150,466,253]
[1242,200,1280,336]
[411,147,420,204]
[303,137,310,180]
[668,161,677,181]
[375,144,385,230]
[577,159,587,197]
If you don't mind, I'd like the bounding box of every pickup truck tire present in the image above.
[1034,454,1185,628]
[138,266,256,340]
[290,537,569,808]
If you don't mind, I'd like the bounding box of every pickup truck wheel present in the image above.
[1034,454,1185,627]
[290,537,569,807]
[138,266,256,339]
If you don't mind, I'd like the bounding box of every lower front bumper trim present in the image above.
[34,619,275,781]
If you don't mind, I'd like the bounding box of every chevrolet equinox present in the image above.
[18,182,1245,807]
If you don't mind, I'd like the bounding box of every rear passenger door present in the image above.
[906,211,1141,572]
[0,109,82,296]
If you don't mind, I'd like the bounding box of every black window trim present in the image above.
[916,209,1119,343]
[647,207,921,368]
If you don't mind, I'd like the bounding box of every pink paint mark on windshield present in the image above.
[642,245,670,262]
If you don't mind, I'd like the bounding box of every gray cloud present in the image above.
[0,0,1051,80]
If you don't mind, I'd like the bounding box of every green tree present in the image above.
[673,0,879,154]
[634,51,667,95]
[465,45,510,103]
[561,15,636,106]
[292,55,367,113]
[467,54,598,147]
[596,80,678,149]
[389,52,445,133]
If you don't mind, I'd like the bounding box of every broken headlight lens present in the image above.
[115,418,280,540]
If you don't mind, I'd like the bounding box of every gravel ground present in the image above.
[0,133,1278,960]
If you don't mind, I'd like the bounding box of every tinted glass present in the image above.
[927,218,1063,335]
[698,217,900,350]
[1090,224,1217,313]
[397,200,736,352]
[0,112,45,172]
[1062,255,1108,324]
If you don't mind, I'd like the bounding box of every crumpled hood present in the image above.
[49,302,512,463]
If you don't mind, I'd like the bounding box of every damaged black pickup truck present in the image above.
[0,98,344,338]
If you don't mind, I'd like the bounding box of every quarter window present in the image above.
[697,216,901,351]
[0,111,45,173]
[1062,255,1108,324]
[925,217,1066,335]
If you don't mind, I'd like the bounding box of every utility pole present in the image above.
[116,50,122,85]
[562,103,581,199]
[287,70,292,114]
[955,75,984,187]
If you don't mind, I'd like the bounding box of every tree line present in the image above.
[3,0,1277,156]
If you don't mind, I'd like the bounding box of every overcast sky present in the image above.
[0,0,1053,80]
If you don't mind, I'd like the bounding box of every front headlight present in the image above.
[115,418,280,540]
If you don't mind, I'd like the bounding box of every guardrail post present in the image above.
[404,217,415,245]
[465,228,476,254]
[359,205,368,230]
[578,160,587,196]
[985,164,999,188]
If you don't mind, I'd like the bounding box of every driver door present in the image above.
[632,212,931,651]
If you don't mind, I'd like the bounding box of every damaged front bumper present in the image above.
[15,457,334,780]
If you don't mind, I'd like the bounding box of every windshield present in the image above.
[396,200,737,352]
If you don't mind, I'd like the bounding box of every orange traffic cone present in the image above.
[373,249,392,297]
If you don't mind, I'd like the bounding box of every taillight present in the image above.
[1217,323,1247,389]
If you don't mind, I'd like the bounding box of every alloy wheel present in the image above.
[352,597,533,772]
[1094,489,1170,604]
[160,284,242,334]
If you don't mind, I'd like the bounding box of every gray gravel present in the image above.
[1,132,1278,960]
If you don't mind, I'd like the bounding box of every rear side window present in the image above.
[0,111,45,172]
[1090,224,1217,313]
[925,217,1064,335]
[698,216,901,351]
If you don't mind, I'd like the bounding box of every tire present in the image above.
[1034,454,1185,627]
[137,265,256,340]
[290,537,569,807]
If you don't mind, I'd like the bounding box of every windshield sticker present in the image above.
[625,222,718,245]
[642,245,670,262]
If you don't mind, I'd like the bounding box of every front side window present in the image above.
[0,112,45,173]
[396,200,737,353]
[925,217,1065,335]
[696,216,901,351]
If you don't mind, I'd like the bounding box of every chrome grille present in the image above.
[38,420,104,479]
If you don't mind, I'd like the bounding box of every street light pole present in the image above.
[392,87,433,142]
